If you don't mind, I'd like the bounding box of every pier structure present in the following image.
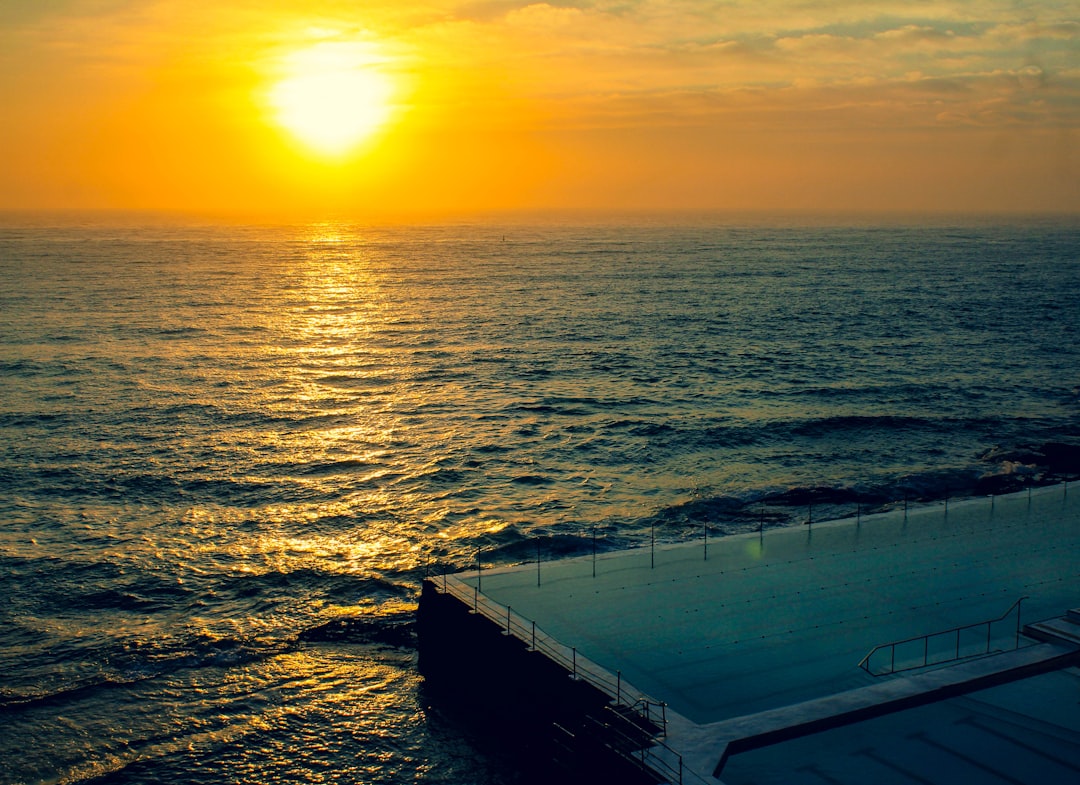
[419,482,1080,784]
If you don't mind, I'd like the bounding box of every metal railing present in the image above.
[857,596,1029,676]
[425,478,1075,592]
[432,572,669,731]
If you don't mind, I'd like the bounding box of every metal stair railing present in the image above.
[858,596,1029,677]
[581,708,683,785]
[578,706,715,785]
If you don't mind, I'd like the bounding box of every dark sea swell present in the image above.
[0,215,1078,783]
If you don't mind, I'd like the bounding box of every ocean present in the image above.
[1,213,1078,784]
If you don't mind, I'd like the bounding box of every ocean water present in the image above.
[0,214,1078,784]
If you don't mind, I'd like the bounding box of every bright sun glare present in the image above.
[269,41,396,157]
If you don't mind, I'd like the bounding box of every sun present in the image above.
[268,41,397,158]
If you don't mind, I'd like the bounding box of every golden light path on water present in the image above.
[210,226,416,584]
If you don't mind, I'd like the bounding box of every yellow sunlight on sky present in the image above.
[267,42,398,158]
[0,1,1077,218]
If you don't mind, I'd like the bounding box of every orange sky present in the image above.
[1,1,1077,218]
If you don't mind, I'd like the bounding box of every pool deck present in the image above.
[425,482,1080,783]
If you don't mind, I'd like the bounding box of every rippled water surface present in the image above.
[1,215,1078,783]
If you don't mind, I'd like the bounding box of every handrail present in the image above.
[858,596,1029,676]
[585,708,684,784]
[582,705,715,785]
[424,479,1075,589]
[431,573,669,731]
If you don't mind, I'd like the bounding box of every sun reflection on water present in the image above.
[220,228,434,583]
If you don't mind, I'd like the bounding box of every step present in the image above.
[1025,617,1080,647]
